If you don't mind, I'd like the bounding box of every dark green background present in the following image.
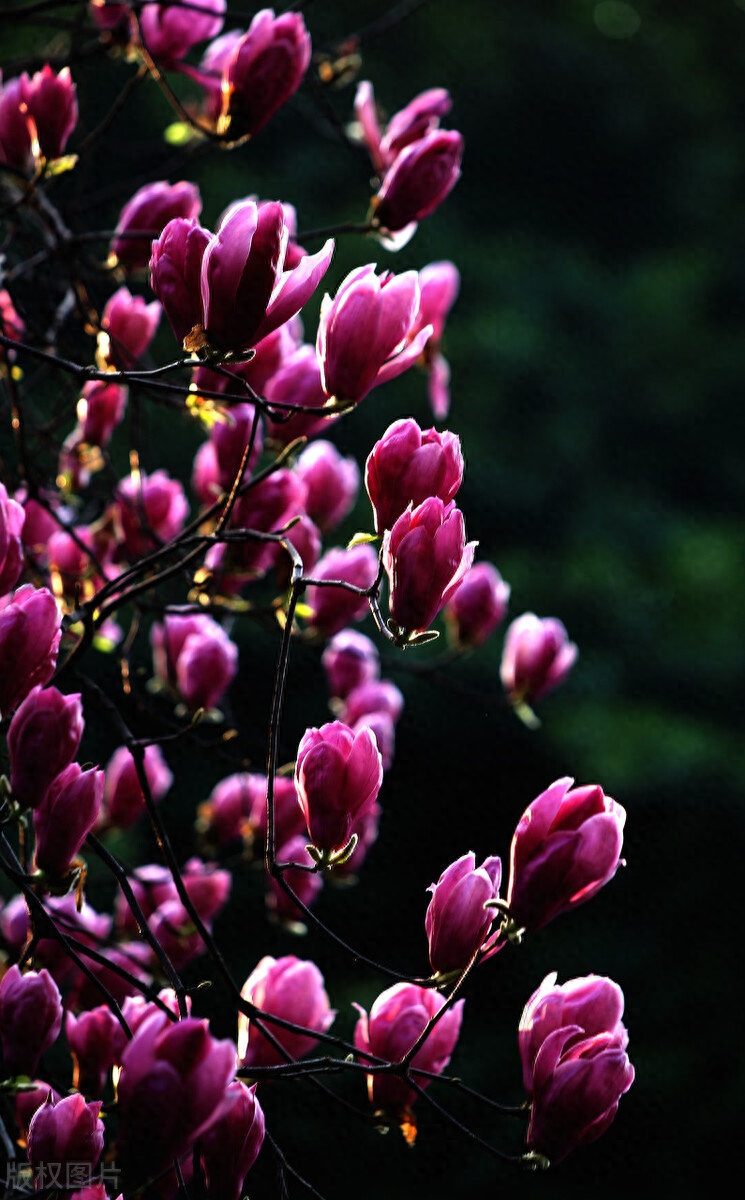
[3,0,743,1195]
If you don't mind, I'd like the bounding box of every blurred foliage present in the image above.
[3,0,744,1195]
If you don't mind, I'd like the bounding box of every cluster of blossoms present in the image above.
[0,2,634,1195]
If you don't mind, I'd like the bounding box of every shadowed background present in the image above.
[3,0,744,1195]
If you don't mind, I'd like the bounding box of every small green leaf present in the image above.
[44,154,78,177]
[407,629,440,647]
[164,121,194,146]
[347,531,378,550]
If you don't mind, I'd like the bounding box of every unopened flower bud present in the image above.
[305,544,378,639]
[506,777,626,934]
[238,955,335,1068]
[7,685,84,810]
[446,561,510,648]
[0,585,62,718]
[354,982,463,1113]
[295,440,360,532]
[365,418,463,535]
[383,497,476,640]
[425,852,502,976]
[33,763,104,879]
[200,1080,265,1200]
[28,1094,104,1179]
[322,629,380,702]
[111,180,202,272]
[0,965,63,1077]
[100,286,161,370]
[294,720,383,857]
[500,613,578,709]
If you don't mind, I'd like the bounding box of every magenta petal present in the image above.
[257,237,334,342]
[375,323,433,387]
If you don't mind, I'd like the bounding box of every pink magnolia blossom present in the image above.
[263,342,339,444]
[209,466,307,581]
[519,972,628,1097]
[14,1080,62,1141]
[151,613,238,711]
[114,467,189,559]
[7,685,84,810]
[354,81,452,175]
[27,1093,104,1180]
[110,179,202,271]
[425,852,502,976]
[200,1080,265,1200]
[340,680,404,729]
[0,965,63,1077]
[520,973,634,1164]
[373,130,463,236]
[295,440,360,532]
[150,201,333,355]
[506,777,626,934]
[365,418,463,535]
[100,286,161,370]
[33,763,104,879]
[354,982,464,1113]
[0,585,61,718]
[500,612,578,708]
[322,629,380,702]
[446,561,510,648]
[99,742,173,830]
[352,710,397,773]
[316,265,432,408]
[65,1005,122,1095]
[0,481,25,595]
[305,543,378,639]
[383,497,477,640]
[206,9,312,139]
[294,720,383,856]
[238,954,335,1068]
[0,64,77,173]
[197,771,258,851]
[76,379,128,446]
[117,1012,236,1191]
[137,0,226,66]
